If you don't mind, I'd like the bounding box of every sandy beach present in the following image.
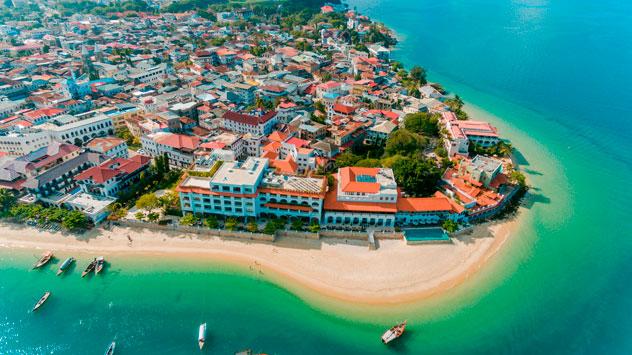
[0,218,519,305]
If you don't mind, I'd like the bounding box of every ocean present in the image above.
[2,0,632,353]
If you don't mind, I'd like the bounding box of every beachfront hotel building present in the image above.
[322,167,399,227]
[441,112,500,156]
[177,157,327,222]
[177,161,470,227]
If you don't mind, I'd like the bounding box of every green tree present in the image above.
[180,213,197,226]
[308,221,320,233]
[107,202,128,221]
[135,211,145,221]
[355,158,381,168]
[510,171,527,188]
[290,219,304,231]
[246,220,258,233]
[391,156,442,197]
[384,129,427,157]
[147,212,160,222]
[442,219,458,233]
[409,66,427,85]
[204,215,219,229]
[158,191,179,211]
[136,193,159,212]
[62,211,89,230]
[263,221,278,235]
[0,189,16,213]
[404,112,440,137]
[445,95,468,120]
[334,151,362,168]
[225,217,238,231]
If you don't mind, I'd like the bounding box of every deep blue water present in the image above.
[350,0,632,167]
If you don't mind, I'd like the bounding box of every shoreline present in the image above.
[0,214,521,306]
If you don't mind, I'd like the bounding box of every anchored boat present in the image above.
[82,258,97,277]
[95,256,105,275]
[198,323,207,350]
[57,257,75,276]
[33,251,53,269]
[104,341,115,355]
[32,291,51,311]
[381,320,407,344]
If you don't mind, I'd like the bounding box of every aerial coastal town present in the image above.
[0,0,526,239]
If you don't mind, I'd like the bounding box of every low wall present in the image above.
[114,220,274,242]
[319,230,368,240]
[405,238,453,245]
[450,226,475,237]
[374,231,404,240]
[276,230,320,240]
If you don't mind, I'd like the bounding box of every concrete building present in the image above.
[222,110,278,136]
[141,132,201,168]
[85,137,128,158]
[177,157,327,222]
[39,114,115,147]
[442,111,500,156]
[74,155,151,198]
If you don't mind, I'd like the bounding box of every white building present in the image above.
[141,132,201,168]
[85,137,129,158]
[222,110,278,136]
[39,114,115,147]
[0,129,52,156]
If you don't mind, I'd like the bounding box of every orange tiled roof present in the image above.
[339,167,381,194]
[323,175,397,213]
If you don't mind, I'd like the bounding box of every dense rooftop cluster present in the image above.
[0,1,524,231]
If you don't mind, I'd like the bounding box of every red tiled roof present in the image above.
[268,131,288,143]
[396,196,454,212]
[323,175,397,213]
[74,156,150,184]
[23,107,64,120]
[154,133,201,151]
[338,167,381,194]
[285,137,309,148]
[333,103,355,115]
[223,110,277,126]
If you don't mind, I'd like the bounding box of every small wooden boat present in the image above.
[57,257,75,276]
[32,251,53,269]
[381,320,406,344]
[198,323,207,350]
[82,258,97,277]
[95,256,105,275]
[104,341,115,355]
[32,291,51,311]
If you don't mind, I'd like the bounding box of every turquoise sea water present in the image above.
[2,0,632,353]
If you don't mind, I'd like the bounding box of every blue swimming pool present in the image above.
[403,227,450,243]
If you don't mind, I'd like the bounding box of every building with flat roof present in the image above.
[177,157,327,222]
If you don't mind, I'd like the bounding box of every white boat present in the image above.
[33,251,53,269]
[32,291,51,311]
[381,320,406,344]
[198,323,207,350]
[104,341,115,355]
[95,256,105,275]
